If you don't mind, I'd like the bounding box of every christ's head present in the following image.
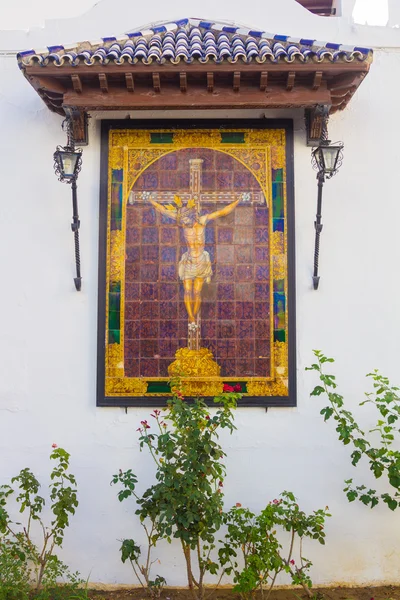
[179,206,198,227]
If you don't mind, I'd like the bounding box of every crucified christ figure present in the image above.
[149,196,240,324]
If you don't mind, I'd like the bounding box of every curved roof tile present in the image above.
[17,17,372,68]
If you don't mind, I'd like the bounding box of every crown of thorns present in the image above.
[165,195,196,214]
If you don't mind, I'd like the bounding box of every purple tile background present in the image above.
[124,148,272,379]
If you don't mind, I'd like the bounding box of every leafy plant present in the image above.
[0,538,30,600]
[116,384,240,600]
[0,446,81,598]
[308,350,400,510]
[64,572,91,600]
[111,469,165,598]
[219,493,330,600]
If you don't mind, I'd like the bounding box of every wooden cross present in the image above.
[128,158,260,351]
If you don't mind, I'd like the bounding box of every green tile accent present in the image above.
[108,310,120,330]
[146,381,249,395]
[272,182,284,218]
[276,311,286,330]
[110,281,121,293]
[220,132,245,143]
[150,133,174,144]
[272,168,284,182]
[108,330,120,344]
[274,279,285,293]
[147,381,171,393]
[274,330,286,343]
[111,181,122,220]
[109,293,121,312]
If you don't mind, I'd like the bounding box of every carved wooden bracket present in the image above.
[305,104,330,147]
[63,108,89,146]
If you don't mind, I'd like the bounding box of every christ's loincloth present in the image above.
[178,250,212,283]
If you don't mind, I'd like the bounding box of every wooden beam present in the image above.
[331,88,352,100]
[207,72,214,93]
[233,71,241,92]
[260,72,268,91]
[25,61,370,78]
[125,73,134,92]
[179,72,187,93]
[23,56,370,116]
[152,73,161,93]
[330,72,362,92]
[99,73,108,93]
[332,95,352,112]
[71,74,82,94]
[63,83,332,111]
[313,71,323,90]
[287,72,296,91]
[28,75,66,94]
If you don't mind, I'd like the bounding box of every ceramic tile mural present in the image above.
[98,124,294,405]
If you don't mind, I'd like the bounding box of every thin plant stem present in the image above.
[130,559,147,592]
[265,568,281,600]
[204,569,225,600]
[197,539,205,598]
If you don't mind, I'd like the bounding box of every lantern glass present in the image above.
[62,152,78,176]
[55,149,81,179]
[320,145,341,175]
[61,152,80,178]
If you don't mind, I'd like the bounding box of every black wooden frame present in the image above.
[97,119,296,407]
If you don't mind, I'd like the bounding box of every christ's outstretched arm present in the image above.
[202,198,240,224]
[149,198,178,221]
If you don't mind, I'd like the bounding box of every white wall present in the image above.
[1,0,400,587]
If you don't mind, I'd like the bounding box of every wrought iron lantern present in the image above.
[53,148,82,181]
[311,140,344,290]
[53,119,83,291]
[312,142,343,179]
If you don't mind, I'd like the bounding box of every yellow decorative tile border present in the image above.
[104,127,290,399]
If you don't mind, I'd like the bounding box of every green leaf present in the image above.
[120,539,141,563]
[311,386,325,397]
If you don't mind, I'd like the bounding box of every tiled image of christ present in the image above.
[124,148,271,380]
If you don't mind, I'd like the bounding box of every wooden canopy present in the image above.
[17,18,372,144]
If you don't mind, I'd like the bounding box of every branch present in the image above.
[130,559,147,592]
[204,569,225,600]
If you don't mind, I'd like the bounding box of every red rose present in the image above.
[52,443,57,449]
[223,384,234,392]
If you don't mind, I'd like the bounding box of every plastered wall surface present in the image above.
[0,0,400,587]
